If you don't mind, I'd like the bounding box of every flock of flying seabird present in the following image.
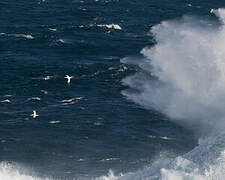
[32,75,73,118]
[2,74,74,119]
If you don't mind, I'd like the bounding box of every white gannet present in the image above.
[31,110,39,118]
[64,75,73,84]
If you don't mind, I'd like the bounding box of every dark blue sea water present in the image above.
[1,1,225,180]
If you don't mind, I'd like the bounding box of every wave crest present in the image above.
[0,162,52,180]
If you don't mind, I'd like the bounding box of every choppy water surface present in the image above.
[1,0,225,179]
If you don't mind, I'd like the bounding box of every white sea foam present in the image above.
[100,158,120,162]
[122,8,225,132]
[0,33,34,39]
[4,94,14,97]
[12,34,34,39]
[94,122,103,126]
[159,136,173,140]
[43,75,53,80]
[147,135,156,139]
[96,132,225,180]
[61,97,83,103]
[108,67,116,70]
[115,8,225,180]
[49,120,61,124]
[26,97,41,101]
[41,90,48,94]
[97,24,122,30]
[57,39,66,43]
[0,162,52,180]
[60,97,83,105]
[1,99,11,103]
[48,28,57,32]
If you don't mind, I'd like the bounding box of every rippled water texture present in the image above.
[0,0,225,179]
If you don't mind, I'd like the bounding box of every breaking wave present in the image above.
[122,8,225,132]
[96,132,225,180]
[0,162,52,180]
[118,8,225,180]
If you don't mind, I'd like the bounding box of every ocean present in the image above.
[1,0,225,179]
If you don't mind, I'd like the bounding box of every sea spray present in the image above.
[122,8,225,133]
[95,132,225,179]
[116,8,225,180]
[0,162,52,180]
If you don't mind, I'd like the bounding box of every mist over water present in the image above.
[117,8,225,179]
[122,8,225,134]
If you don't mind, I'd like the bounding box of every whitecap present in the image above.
[159,136,173,140]
[42,75,53,80]
[77,158,86,162]
[60,97,83,105]
[4,94,14,97]
[118,66,128,72]
[78,25,85,28]
[79,106,86,110]
[61,98,76,103]
[96,133,225,179]
[1,99,11,103]
[26,97,41,101]
[41,90,48,94]
[48,28,57,31]
[94,122,103,126]
[100,158,119,162]
[60,97,83,103]
[49,120,61,124]
[12,34,34,39]
[147,135,156,139]
[0,162,52,180]
[97,24,122,30]
[57,38,66,43]
[108,67,115,70]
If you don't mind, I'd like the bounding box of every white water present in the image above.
[97,132,225,179]
[122,8,225,132]
[117,8,225,180]
[0,162,52,180]
[96,24,122,30]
